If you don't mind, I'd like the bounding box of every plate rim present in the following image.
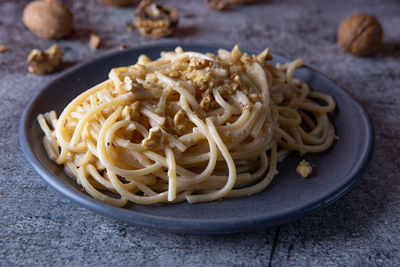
[19,43,374,234]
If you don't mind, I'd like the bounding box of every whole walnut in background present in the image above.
[23,0,74,40]
[337,13,383,56]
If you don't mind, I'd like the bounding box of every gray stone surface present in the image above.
[1,0,400,266]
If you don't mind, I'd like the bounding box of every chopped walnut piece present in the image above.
[186,69,211,91]
[27,44,63,75]
[194,58,210,69]
[0,45,8,53]
[134,0,179,38]
[172,60,187,71]
[296,160,312,178]
[206,0,229,11]
[89,33,101,49]
[256,47,273,64]
[173,109,185,124]
[173,109,186,131]
[123,76,134,90]
[138,54,151,64]
[232,82,240,92]
[130,101,141,121]
[240,53,253,65]
[249,93,259,102]
[230,45,242,62]
[200,89,212,110]
[232,74,241,83]
[123,76,152,100]
[142,127,164,149]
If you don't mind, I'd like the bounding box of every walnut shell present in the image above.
[337,13,383,56]
[134,0,179,39]
[98,0,135,7]
[23,0,74,40]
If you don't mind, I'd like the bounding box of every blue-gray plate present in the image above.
[19,43,374,234]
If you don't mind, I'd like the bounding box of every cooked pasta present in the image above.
[37,45,336,206]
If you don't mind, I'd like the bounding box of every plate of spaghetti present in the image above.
[19,43,373,234]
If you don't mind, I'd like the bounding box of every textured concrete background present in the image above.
[1,0,400,266]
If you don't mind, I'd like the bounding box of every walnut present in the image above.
[173,109,193,135]
[123,77,152,100]
[248,93,259,103]
[0,45,8,53]
[138,55,151,64]
[134,0,179,38]
[98,0,135,7]
[200,90,212,110]
[130,101,141,121]
[337,14,383,56]
[27,44,63,75]
[186,69,211,91]
[173,109,186,132]
[142,127,164,149]
[89,33,101,49]
[256,48,273,64]
[193,58,210,69]
[119,101,141,121]
[296,160,312,178]
[206,0,229,11]
[230,45,242,62]
[23,0,74,40]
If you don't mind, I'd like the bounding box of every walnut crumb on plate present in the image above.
[296,160,312,178]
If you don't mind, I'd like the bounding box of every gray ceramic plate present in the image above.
[19,43,373,234]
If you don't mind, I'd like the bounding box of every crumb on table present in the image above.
[89,33,101,49]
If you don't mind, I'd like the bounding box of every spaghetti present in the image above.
[37,45,336,206]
